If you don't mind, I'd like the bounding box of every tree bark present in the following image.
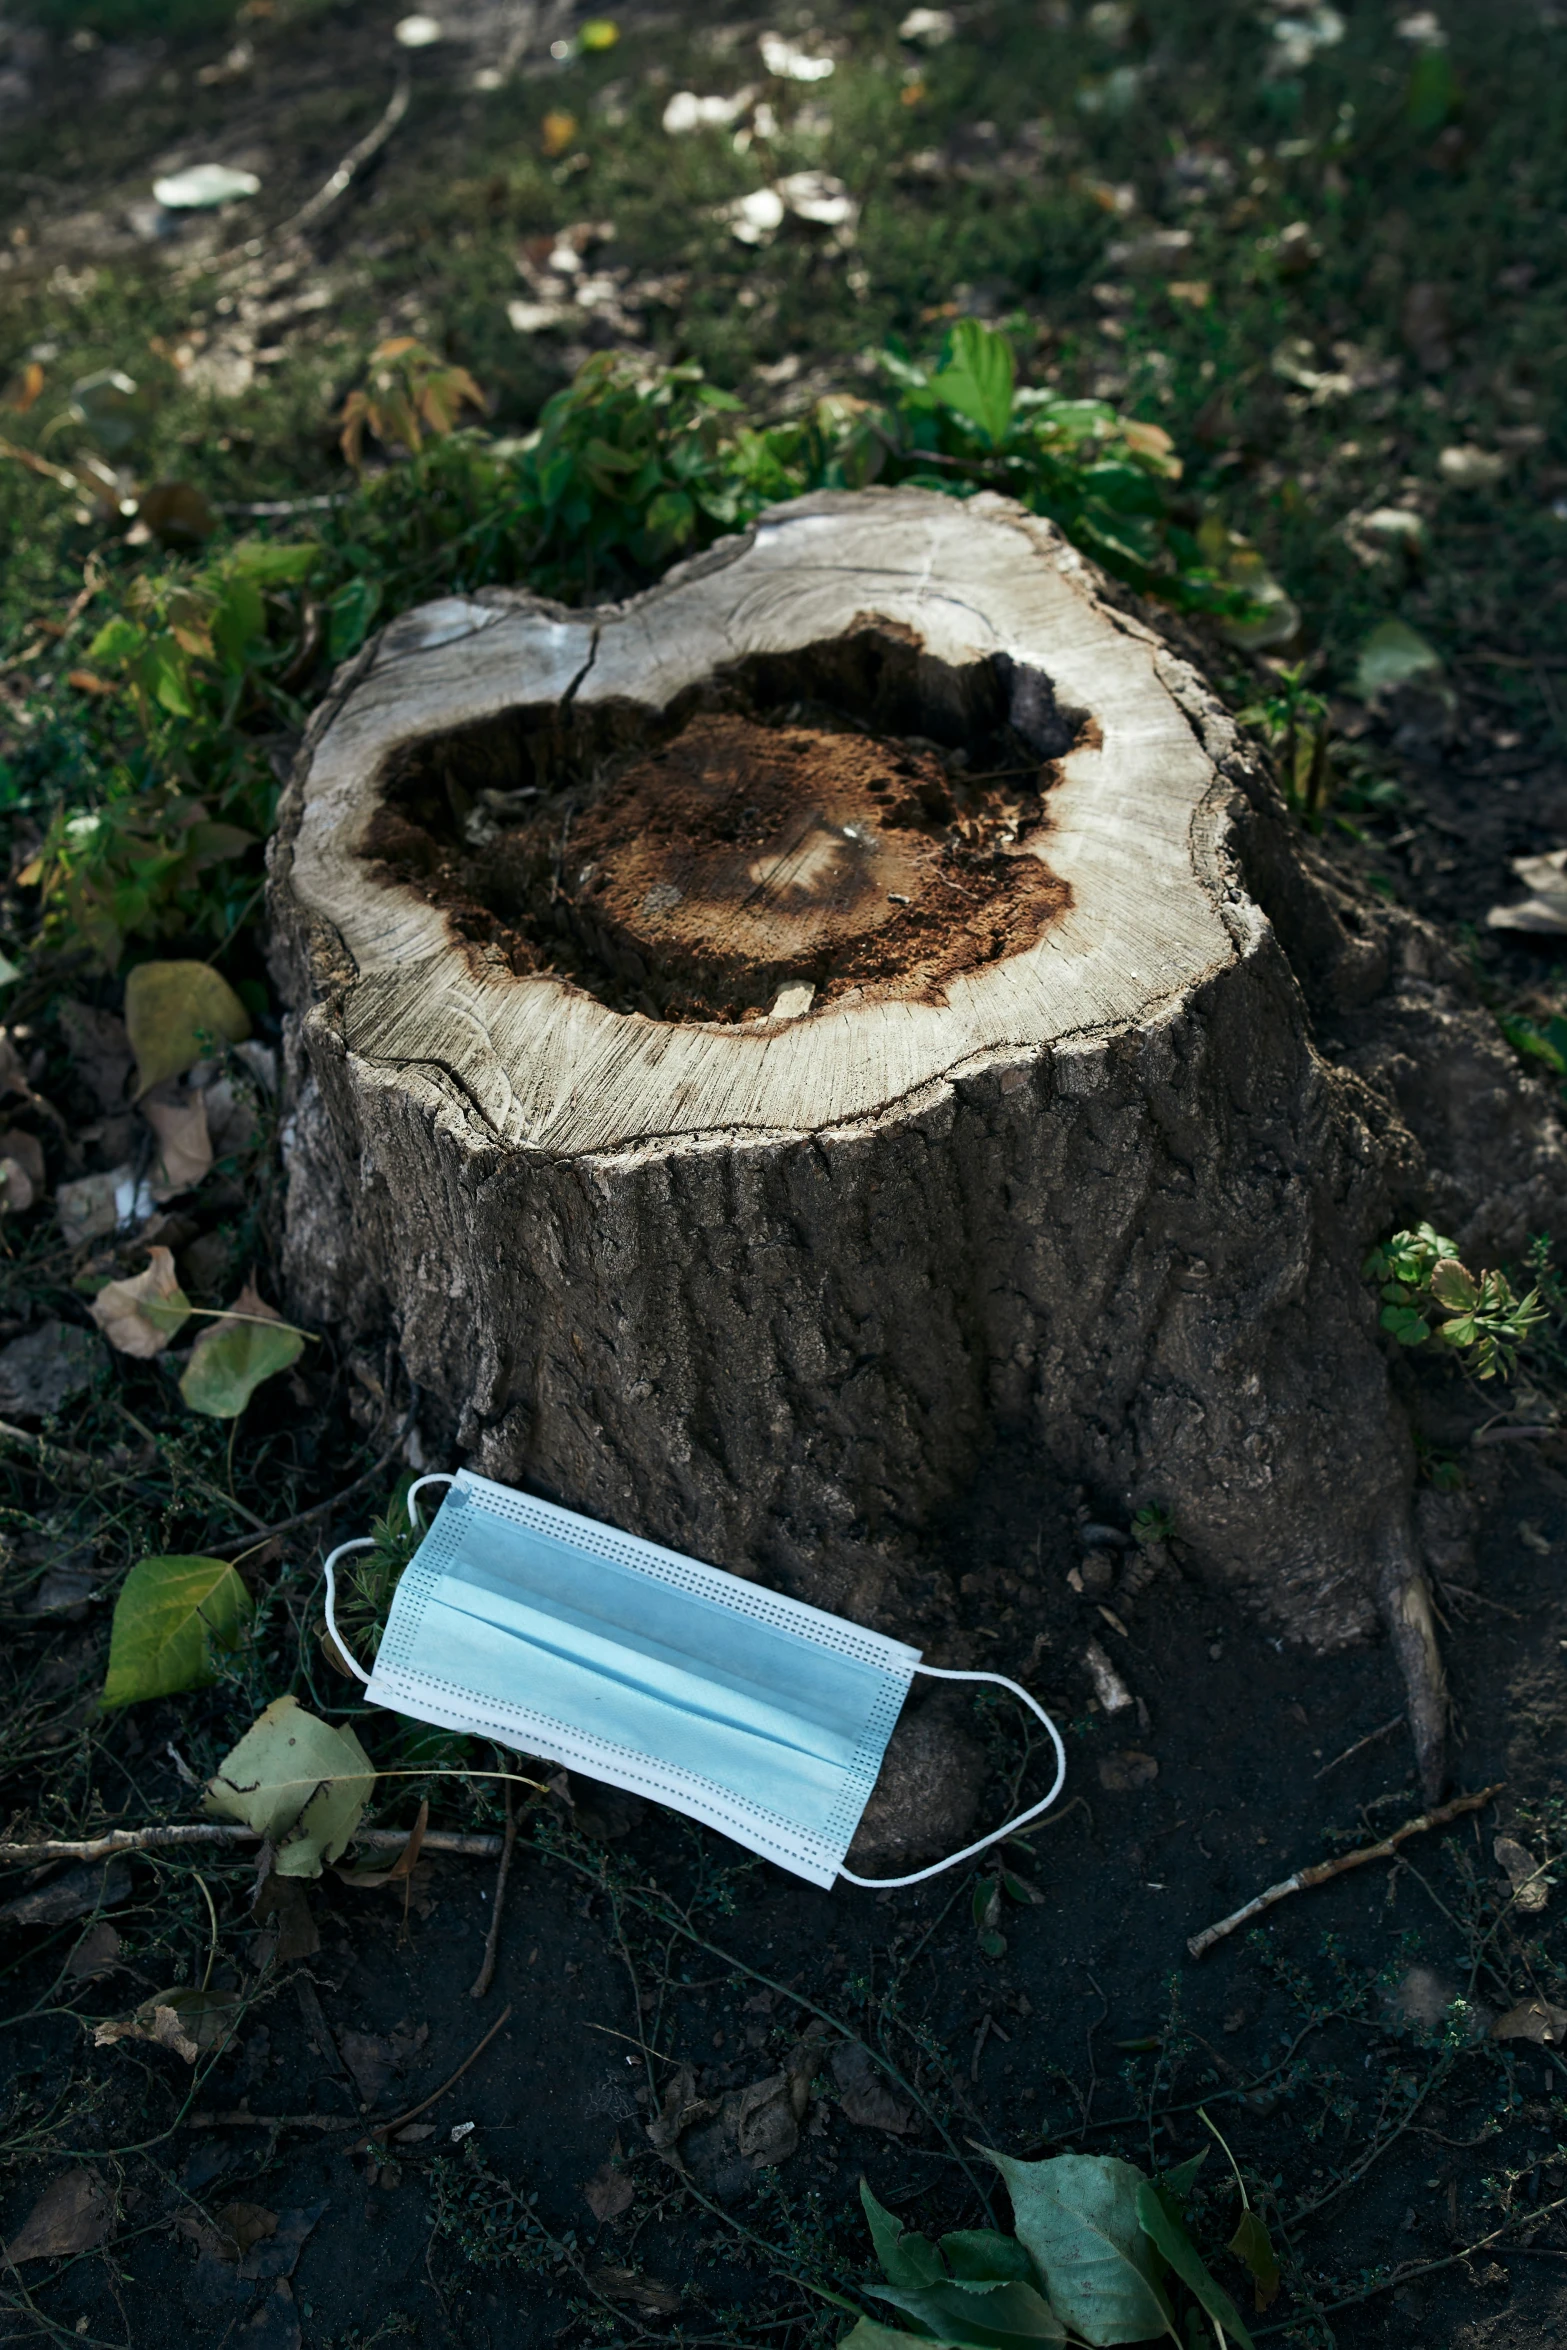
[267,488,1567,1805]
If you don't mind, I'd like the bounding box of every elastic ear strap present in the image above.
[837,1666,1068,1890]
[408,1471,456,1531]
[322,1538,378,1686]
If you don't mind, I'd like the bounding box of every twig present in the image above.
[354,2001,513,2148]
[0,1824,505,1866]
[1255,2191,1567,2333]
[1187,1784,1504,1959]
[1312,1713,1405,1780]
[278,77,411,240]
[469,1773,518,1999]
[1472,1423,1559,1447]
[0,1417,112,1478]
[205,1408,417,1554]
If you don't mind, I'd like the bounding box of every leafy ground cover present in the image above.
[0,1,1566,2345]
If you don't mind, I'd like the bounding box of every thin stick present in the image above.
[354,2002,513,2148]
[0,1824,505,1866]
[279,78,411,239]
[205,1410,417,1555]
[1187,1784,1504,1959]
[469,1773,518,2000]
[1312,1713,1404,1780]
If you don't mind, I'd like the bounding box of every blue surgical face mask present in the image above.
[325,1470,1065,1892]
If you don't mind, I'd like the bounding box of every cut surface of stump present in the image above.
[271,486,1505,1808]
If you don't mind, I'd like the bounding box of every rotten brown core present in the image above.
[362,633,1083,1025]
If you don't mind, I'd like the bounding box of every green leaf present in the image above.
[1353,618,1443,701]
[862,2180,946,2288]
[203,1693,374,1877]
[929,320,1016,445]
[124,960,251,1097]
[1155,2152,1208,2205]
[867,2281,1066,2350]
[1429,1257,1479,1312]
[838,2323,933,2350]
[941,2233,1036,2285]
[987,2151,1174,2348]
[101,1554,253,1707]
[226,538,319,584]
[1380,1304,1430,1346]
[326,576,383,662]
[1227,2212,1280,2314]
[180,1287,305,1419]
[1135,2182,1254,2350]
[87,616,145,670]
[1406,45,1457,132]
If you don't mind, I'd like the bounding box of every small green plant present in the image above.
[1132,1504,1175,1546]
[843,2153,1268,2350]
[1499,1009,1567,1105]
[1237,662,1332,829]
[339,337,487,469]
[1363,1221,1546,1380]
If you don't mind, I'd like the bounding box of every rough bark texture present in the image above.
[268,489,1567,1805]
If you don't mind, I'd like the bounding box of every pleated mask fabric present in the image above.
[325,1469,1066,1892]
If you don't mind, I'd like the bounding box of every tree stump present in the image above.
[270,489,1473,1796]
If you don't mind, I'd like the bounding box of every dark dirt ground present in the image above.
[4,1418,1567,2350]
[2,2,1567,2347]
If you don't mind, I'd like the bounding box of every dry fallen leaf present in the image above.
[583,2157,635,2222]
[1098,1750,1159,1792]
[89,1245,192,1358]
[64,1921,123,1981]
[56,1164,136,1248]
[829,2039,916,2134]
[1084,1637,1134,1714]
[589,2265,682,2313]
[214,2203,278,2258]
[0,1130,43,1213]
[4,2168,114,2263]
[143,1086,213,1199]
[93,1986,239,2063]
[1487,848,1567,936]
[1492,1998,1567,2045]
[1495,1834,1550,1911]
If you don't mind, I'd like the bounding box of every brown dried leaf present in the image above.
[64,1921,123,1981]
[1492,1998,1567,2045]
[215,2203,278,2258]
[589,2265,682,2313]
[1098,1750,1159,1792]
[335,1801,428,1888]
[645,2062,719,2156]
[143,1086,213,1199]
[1495,1835,1550,1911]
[58,1003,134,1113]
[5,2168,114,2262]
[828,2040,916,2134]
[726,2072,798,2164]
[583,2158,635,2222]
[89,1246,191,1357]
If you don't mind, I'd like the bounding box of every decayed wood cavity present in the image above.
[363,628,1080,1023]
[283,491,1234,1156]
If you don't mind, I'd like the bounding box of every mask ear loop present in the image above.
[408,1471,456,1529]
[322,1474,456,1687]
[322,1538,377,1687]
[836,1665,1068,1890]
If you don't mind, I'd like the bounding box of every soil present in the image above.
[366,694,1074,1025]
[4,1425,1565,2350]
